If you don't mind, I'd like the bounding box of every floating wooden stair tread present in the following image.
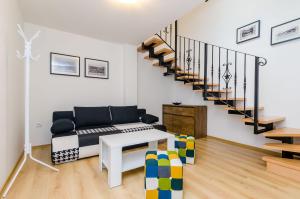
[177,75,204,81]
[178,70,199,75]
[190,82,219,87]
[154,48,173,55]
[164,57,175,63]
[196,89,232,93]
[174,66,182,70]
[144,37,164,47]
[176,71,196,75]
[176,71,199,75]
[171,66,181,71]
[144,55,155,60]
[225,106,264,111]
[151,57,175,64]
[152,63,181,70]
[206,97,244,101]
[208,89,231,93]
[263,156,300,171]
[137,45,146,53]
[263,143,300,153]
[242,116,285,125]
[263,128,300,138]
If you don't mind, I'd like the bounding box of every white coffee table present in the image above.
[99,130,175,188]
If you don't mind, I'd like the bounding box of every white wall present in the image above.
[137,53,173,121]
[138,0,300,148]
[24,23,137,146]
[0,0,24,191]
[176,0,300,147]
[123,44,138,105]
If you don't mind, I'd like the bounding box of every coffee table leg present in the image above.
[99,139,103,171]
[149,141,158,150]
[167,136,175,150]
[108,146,122,188]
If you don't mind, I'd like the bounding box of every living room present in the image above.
[1,0,300,198]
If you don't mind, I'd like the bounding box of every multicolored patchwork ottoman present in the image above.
[175,134,195,164]
[145,151,183,199]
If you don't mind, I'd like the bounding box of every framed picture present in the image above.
[236,20,260,44]
[50,52,80,77]
[85,58,109,79]
[271,18,300,45]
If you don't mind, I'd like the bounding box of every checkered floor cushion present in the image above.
[145,151,183,199]
[175,134,195,164]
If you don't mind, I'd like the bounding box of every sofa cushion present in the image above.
[74,107,111,128]
[141,114,159,124]
[51,119,75,135]
[53,111,74,122]
[77,125,121,147]
[137,109,147,119]
[110,106,140,124]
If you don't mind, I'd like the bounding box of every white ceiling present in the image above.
[19,0,203,45]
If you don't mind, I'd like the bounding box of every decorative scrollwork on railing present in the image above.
[258,57,267,66]
[186,49,193,70]
[222,63,232,84]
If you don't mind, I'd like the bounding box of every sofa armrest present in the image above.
[53,111,74,122]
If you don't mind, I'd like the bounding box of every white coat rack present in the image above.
[2,25,59,198]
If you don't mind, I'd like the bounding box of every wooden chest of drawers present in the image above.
[163,104,207,139]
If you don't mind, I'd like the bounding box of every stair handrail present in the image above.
[177,35,267,65]
[153,21,267,134]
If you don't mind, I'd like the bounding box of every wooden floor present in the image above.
[3,137,300,199]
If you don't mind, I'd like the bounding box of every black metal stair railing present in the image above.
[175,35,267,134]
[156,22,177,52]
[147,20,267,134]
[151,22,177,76]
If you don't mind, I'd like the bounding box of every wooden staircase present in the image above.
[261,128,300,182]
[137,21,300,182]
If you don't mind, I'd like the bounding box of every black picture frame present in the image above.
[84,58,109,79]
[50,52,80,77]
[271,18,300,46]
[236,20,261,44]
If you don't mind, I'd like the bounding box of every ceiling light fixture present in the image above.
[119,0,138,4]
